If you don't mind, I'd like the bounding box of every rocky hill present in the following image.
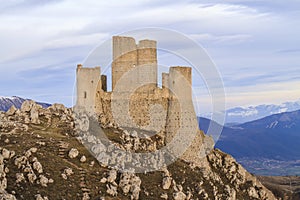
[0,101,277,199]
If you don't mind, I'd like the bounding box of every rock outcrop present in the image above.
[0,101,278,199]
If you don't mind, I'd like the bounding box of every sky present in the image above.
[0,0,299,113]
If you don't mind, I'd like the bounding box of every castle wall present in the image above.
[165,66,204,163]
[165,67,197,142]
[128,86,169,132]
[76,65,101,114]
[162,73,169,90]
[101,75,107,92]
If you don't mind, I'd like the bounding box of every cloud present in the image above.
[276,49,300,54]
[0,0,299,108]
[190,33,252,45]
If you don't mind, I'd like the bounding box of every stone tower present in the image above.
[76,64,101,114]
[165,67,198,143]
[111,36,157,91]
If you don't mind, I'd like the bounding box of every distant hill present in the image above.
[198,110,300,175]
[200,99,300,124]
[0,96,51,111]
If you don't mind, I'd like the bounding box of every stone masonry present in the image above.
[76,36,213,165]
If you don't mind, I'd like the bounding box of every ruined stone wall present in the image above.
[101,75,107,92]
[129,85,169,132]
[164,67,204,163]
[76,65,101,114]
[95,90,113,125]
[162,73,169,90]
[165,67,195,142]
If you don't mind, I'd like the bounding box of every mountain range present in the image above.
[201,99,300,124]
[0,96,51,111]
[199,109,300,175]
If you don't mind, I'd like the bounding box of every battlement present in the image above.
[137,39,156,49]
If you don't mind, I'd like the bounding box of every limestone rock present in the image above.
[107,169,117,183]
[30,104,42,124]
[118,172,141,200]
[35,194,49,200]
[0,155,3,165]
[64,167,74,176]
[39,175,49,187]
[33,160,43,174]
[248,187,259,199]
[173,191,187,200]
[82,192,90,200]
[48,103,68,113]
[29,147,38,153]
[14,156,28,169]
[21,100,35,112]
[106,184,118,196]
[0,190,17,200]
[2,148,10,159]
[0,177,7,191]
[162,176,172,190]
[28,172,37,183]
[16,173,25,183]
[80,155,87,163]
[6,105,17,116]
[160,193,168,199]
[9,151,15,159]
[61,173,68,180]
[68,148,79,159]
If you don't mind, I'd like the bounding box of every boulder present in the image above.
[64,167,74,176]
[30,105,41,124]
[80,155,87,163]
[162,176,172,190]
[39,175,49,187]
[6,105,17,116]
[107,169,117,183]
[173,191,187,200]
[16,173,25,183]
[106,184,118,196]
[33,161,43,174]
[68,148,79,159]
[21,100,35,112]
[2,149,10,159]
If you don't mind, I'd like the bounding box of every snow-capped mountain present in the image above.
[0,96,51,111]
[215,109,300,160]
[201,99,300,124]
[198,109,300,175]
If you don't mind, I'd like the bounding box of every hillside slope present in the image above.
[0,101,277,199]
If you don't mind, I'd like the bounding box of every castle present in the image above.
[76,36,212,164]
